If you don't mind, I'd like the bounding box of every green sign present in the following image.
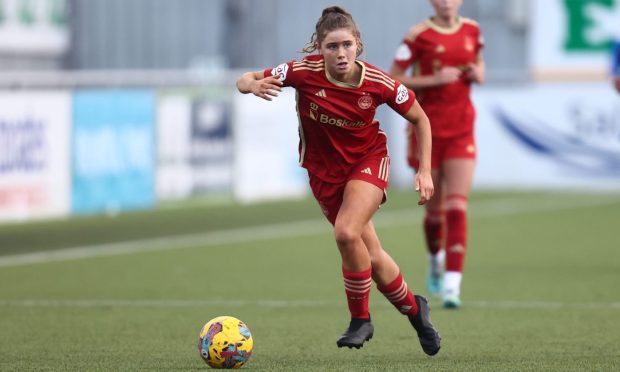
[0,0,66,28]
[564,0,618,51]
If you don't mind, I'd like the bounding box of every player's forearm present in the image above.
[236,71,261,94]
[413,118,432,172]
[394,73,441,90]
[469,59,486,84]
[404,101,432,172]
[390,64,440,90]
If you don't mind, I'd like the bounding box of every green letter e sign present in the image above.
[564,0,615,51]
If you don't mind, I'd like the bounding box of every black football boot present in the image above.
[408,295,441,355]
[336,317,374,349]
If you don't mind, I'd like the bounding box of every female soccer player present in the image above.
[389,0,485,309]
[237,6,440,355]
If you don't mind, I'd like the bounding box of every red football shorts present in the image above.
[309,156,390,225]
[407,131,476,170]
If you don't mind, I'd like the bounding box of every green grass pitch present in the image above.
[0,190,619,371]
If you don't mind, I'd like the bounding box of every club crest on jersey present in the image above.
[309,102,319,121]
[358,95,372,110]
[271,63,289,81]
[396,85,409,105]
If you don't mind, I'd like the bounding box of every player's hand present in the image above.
[434,67,461,85]
[465,63,483,83]
[415,170,434,205]
[250,76,283,101]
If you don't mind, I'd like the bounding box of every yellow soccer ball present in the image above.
[198,316,253,369]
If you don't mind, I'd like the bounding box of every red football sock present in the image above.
[377,272,419,316]
[423,211,444,255]
[342,267,372,319]
[445,208,467,272]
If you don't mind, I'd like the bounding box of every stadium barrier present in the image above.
[1,71,619,223]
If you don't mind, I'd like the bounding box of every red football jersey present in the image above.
[393,17,483,138]
[264,54,415,183]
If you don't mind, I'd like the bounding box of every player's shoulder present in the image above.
[460,17,481,31]
[270,55,324,82]
[404,21,431,42]
[291,54,325,72]
[360,60,390,77]
[360,60,397,90]
[303,54,324,63]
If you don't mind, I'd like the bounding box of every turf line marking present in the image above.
[0,219,327,267]
[468,300,620,310]
[0,196,617,268]
[0,299,618,310]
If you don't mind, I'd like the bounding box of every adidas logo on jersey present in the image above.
[361,167,372,175]
[315,89,327,97]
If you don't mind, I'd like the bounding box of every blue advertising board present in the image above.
[72,90,155,214]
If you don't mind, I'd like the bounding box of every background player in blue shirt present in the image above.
[612,39,620,93]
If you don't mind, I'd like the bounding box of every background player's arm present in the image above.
[401,100,434,205]
[465,52,485,84]
[390,63,462,89]
[236,70,283,101]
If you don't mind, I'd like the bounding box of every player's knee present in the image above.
[334,223,359,248]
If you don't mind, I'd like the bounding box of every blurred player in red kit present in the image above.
[390,0,485,309]
[612,39,620,93]
[237,6,440,355]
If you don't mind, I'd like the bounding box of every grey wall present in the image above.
[64,0,527,82]
[67,0,225,69]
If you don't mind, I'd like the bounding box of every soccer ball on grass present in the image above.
[198,316,253,369]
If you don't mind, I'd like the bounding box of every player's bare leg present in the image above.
[335,181,381,271]
[424,168,446,297]
[334,180,381,349]
[441,158,475,308]
[362,221,399,285]
[363,213,441,355]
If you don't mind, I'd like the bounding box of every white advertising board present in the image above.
[0,91,71,222]
[156,95,193,200]
[232,90,309,203]
[0,0,69,54]
[156,89,235,201]
[529,0,620,80]
[473,82,620,190]
[233,82,620,198]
